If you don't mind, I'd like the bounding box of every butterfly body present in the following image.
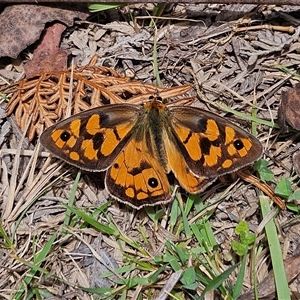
[40,96,263,209]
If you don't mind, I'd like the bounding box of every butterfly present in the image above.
[40,95,263,209]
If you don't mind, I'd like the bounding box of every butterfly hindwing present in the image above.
[105,139,171,209]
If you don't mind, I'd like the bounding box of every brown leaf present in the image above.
[4,64,125,140]
[24,23,69,77]
[0,4,89,58]
[292,152,300,177]
[278,83,300,132]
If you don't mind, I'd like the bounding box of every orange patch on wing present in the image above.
[173,124,202,161]
[204,145,221,167]
[51,129,65,148]
[238,148,248,157]
[181,172,206,193]
[125,187,135,198]
[111,153,126,183]
[125,173,134,187]
[109,163,118,181]
[205,119,219,141]
[137,191,148,200]
[174,124,190,141]
[108,139,171,203]
[81,139,98,160]
[227,138,253,157]
[241,138,252,150]
[222,159,233,169]
[66,136,77,148]
[69,119,81,137]
[165,136,208,192]
[135,173,147,193]
[185,134,202,161]
[141,169,160,189]
[101,122,136,156]
[101,129,119,156]
[115,122,135,139]
[69,151,80,161]
[151,190,165,197]
[225,126,235,144]
[227,144,237,156]
[86,114,101,135]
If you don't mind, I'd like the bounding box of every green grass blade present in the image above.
[200,264,239,299]
[260,196,290,300]
[65,204,115,235]
[232,250,248,299]
[218,103,279,129]
[88,3,123,12]
[13,232,58,299]
[63,170,81,229]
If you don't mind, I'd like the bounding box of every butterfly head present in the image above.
[144,94,167,112]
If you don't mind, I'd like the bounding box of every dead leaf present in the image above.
[292,151,300,177]
[0,4,89,59]
[24,23,69,77]
[3,64,128,141]
[278,83,300,132]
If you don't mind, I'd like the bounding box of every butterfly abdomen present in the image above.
[141,100,170,171]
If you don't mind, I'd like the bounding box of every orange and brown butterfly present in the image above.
[40,94,263,209]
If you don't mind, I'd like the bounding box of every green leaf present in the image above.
[13,232,58,299]
[254,159,274,181]
[240,231,255,246]
[169,197,181,232]
[235,221,249,235]
[275,178,292,198]
[289,190,300,201]
[181,268,198,291]
[167,256,181,271]
[286,202,299,213]
[232,221,255,256]
[176,245,189,265]
[181,267,196,285]
[0,92,10,102]
[231,241,248,256]
[0,221,13,248]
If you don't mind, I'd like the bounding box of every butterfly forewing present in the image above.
[168,106,263,178]
[40,104,141,171]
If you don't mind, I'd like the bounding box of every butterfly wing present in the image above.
[40,104,141,171]
[164,135,214,194]
[168,106,263,178]
[105,139,171,209]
